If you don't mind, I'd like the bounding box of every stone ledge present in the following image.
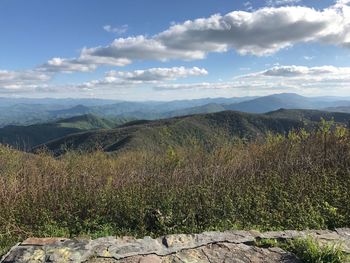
[1,229,349,263]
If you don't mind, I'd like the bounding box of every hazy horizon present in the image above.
[1,92,350,103]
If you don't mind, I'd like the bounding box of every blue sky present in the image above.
[0,0,350,100]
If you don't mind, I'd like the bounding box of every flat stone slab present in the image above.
[21,238,69,246]
[1,229,350,263]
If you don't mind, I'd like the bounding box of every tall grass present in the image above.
[1,121,350,255]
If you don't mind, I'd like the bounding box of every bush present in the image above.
[1,124,350,255]
[288,237,346,263]
[255,237,347,263]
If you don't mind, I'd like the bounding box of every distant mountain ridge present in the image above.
[0,114,130,150]
[325,105,350,113]
[33,109,350,156]
[49,105,92,116]
[0,96,255,127]
[1,93,350,128]
[41,93,350,120]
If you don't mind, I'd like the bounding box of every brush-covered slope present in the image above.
[35,110,305,156]
[0,114,128,150]
[36,109,350,156]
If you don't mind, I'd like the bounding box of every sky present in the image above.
[0,0,350,100]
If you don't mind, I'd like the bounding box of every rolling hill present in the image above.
[0,114,130,150]
[33,109,350,156]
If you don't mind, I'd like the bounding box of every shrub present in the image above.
[288,237,346,263]
[255,237,347,263]
[1,125,350,256]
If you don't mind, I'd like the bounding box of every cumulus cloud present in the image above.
[36,1,350,73]
[156,3,350,56]
[250,65,350,79]
[106,66,207,82]
[82,35,206,63]
[78,67,208,90]
[241,65,350,94]
[0,70,51,91]
[38,55,132,73]
[2,65,350,97]
[38,58,97,73]
[154,65,350,96]
[103,24,128,34]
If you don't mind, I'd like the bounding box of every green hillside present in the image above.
[35,110,303,155]
[2,113,350,257]
[35,109,350,156]
[0,114,129,150]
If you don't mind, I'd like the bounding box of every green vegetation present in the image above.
[255,237,347,263]
[34,110,350,156]
[1,119,350,257]
[36,110,307,155]
[0,114,130,150]
[288,238,346,263]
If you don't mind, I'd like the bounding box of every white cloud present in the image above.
[240,65,350,95]
[106,66,207,82]
[40,0,348,72]
[303,56,314,60]
[78,67,208,90]
[2,65,350,97]
[243,1,254,11]
[38,55,131,73]
[39,57,97,73]
[82,35,206,62]
[266,0,301,7]
[155,3,350,56]
[103,24,128,34]
[154,82,241,90]
[0,70,51,91]
[251,65,350,79]
[154,65,350,96]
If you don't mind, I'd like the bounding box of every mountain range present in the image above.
[2,93,350,154]
[2,93,350,128]
[29,109,350,156]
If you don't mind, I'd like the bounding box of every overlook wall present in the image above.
[2,229,350,263]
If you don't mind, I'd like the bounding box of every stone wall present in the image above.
[2,229,350,263]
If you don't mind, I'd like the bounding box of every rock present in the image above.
[21,238,68,246]
[1,229,349,263]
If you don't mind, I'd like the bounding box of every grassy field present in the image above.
[1,120,350,257]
